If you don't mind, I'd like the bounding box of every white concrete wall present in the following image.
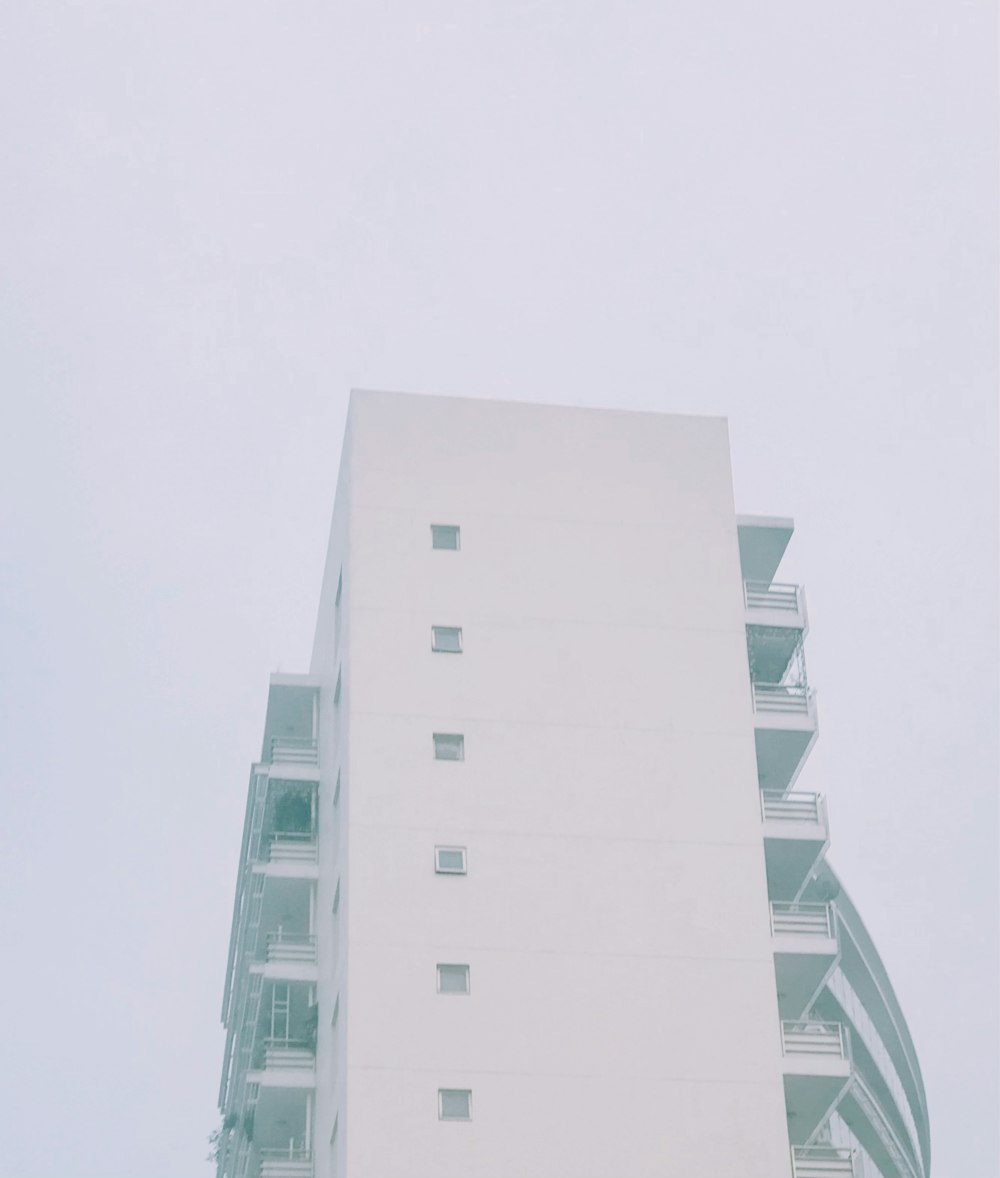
[322,390,790,1178]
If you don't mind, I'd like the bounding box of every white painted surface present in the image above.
[310,392,791,1178]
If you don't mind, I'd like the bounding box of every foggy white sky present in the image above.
[0,4,996,1177]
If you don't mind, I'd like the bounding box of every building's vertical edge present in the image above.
[310,404,353,1178]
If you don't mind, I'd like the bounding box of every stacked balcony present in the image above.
[761,791,830,901]
[739,516,817,795]
[746,601,817,794]
[740,518,855,1167]
[771,901,839,1019]
[218,680,323,1178]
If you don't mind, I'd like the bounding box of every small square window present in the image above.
[433,733,464,761]
[434,846,467,875]
[438,1088,472,1120]
[431,626,463,653]
[437,963,470,994]
[431,524,460,550]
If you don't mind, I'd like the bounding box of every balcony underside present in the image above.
[737,515,794,584]
[784,1067,851,1146]
[765,834,828,902]
[749,626,804,683]
[755,723,818,794]
[774,939,839,1020]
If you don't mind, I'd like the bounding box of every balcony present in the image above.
[791,1146,856,1178]
[249,1036,316,1090]
[247,933,318,986]
[761,791,830,902]
[752,682,818,793]
[744,580,808,631]
[782,1020,852,1145]
[771,902,839,1019]
[259,1149,313,1178]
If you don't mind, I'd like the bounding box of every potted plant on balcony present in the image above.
[207,1114,237,1164]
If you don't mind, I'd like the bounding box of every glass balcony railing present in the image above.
[266,833,318,864]
[268,738,318,766]
[770,901,835,938]
[752,682,813,715]
[263,933,317,965]
[760,791,825,824]
[782,1020,850,1060]
[744,580,804,614]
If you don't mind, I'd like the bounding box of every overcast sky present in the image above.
[1,4,996,1177]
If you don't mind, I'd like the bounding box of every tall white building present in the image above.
[215,391,930,1178]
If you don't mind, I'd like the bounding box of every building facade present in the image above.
[214,391,930,1178]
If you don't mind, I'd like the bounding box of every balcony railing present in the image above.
[259,1147,313,1178]
[760,790,823,824]
[269,737,318,766]
[752,682,812,714]
[792,1146,856,1178]
[770,901,835,938]
[744,580,802,612]
[264,933,317,964]
[262,1039,315,1070]
[782,1020,850,1059]
[267,834,318,864]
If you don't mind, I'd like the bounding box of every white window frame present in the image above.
[436,963,471,995]
[434,846,467,875]
[438,1088,472,1121]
